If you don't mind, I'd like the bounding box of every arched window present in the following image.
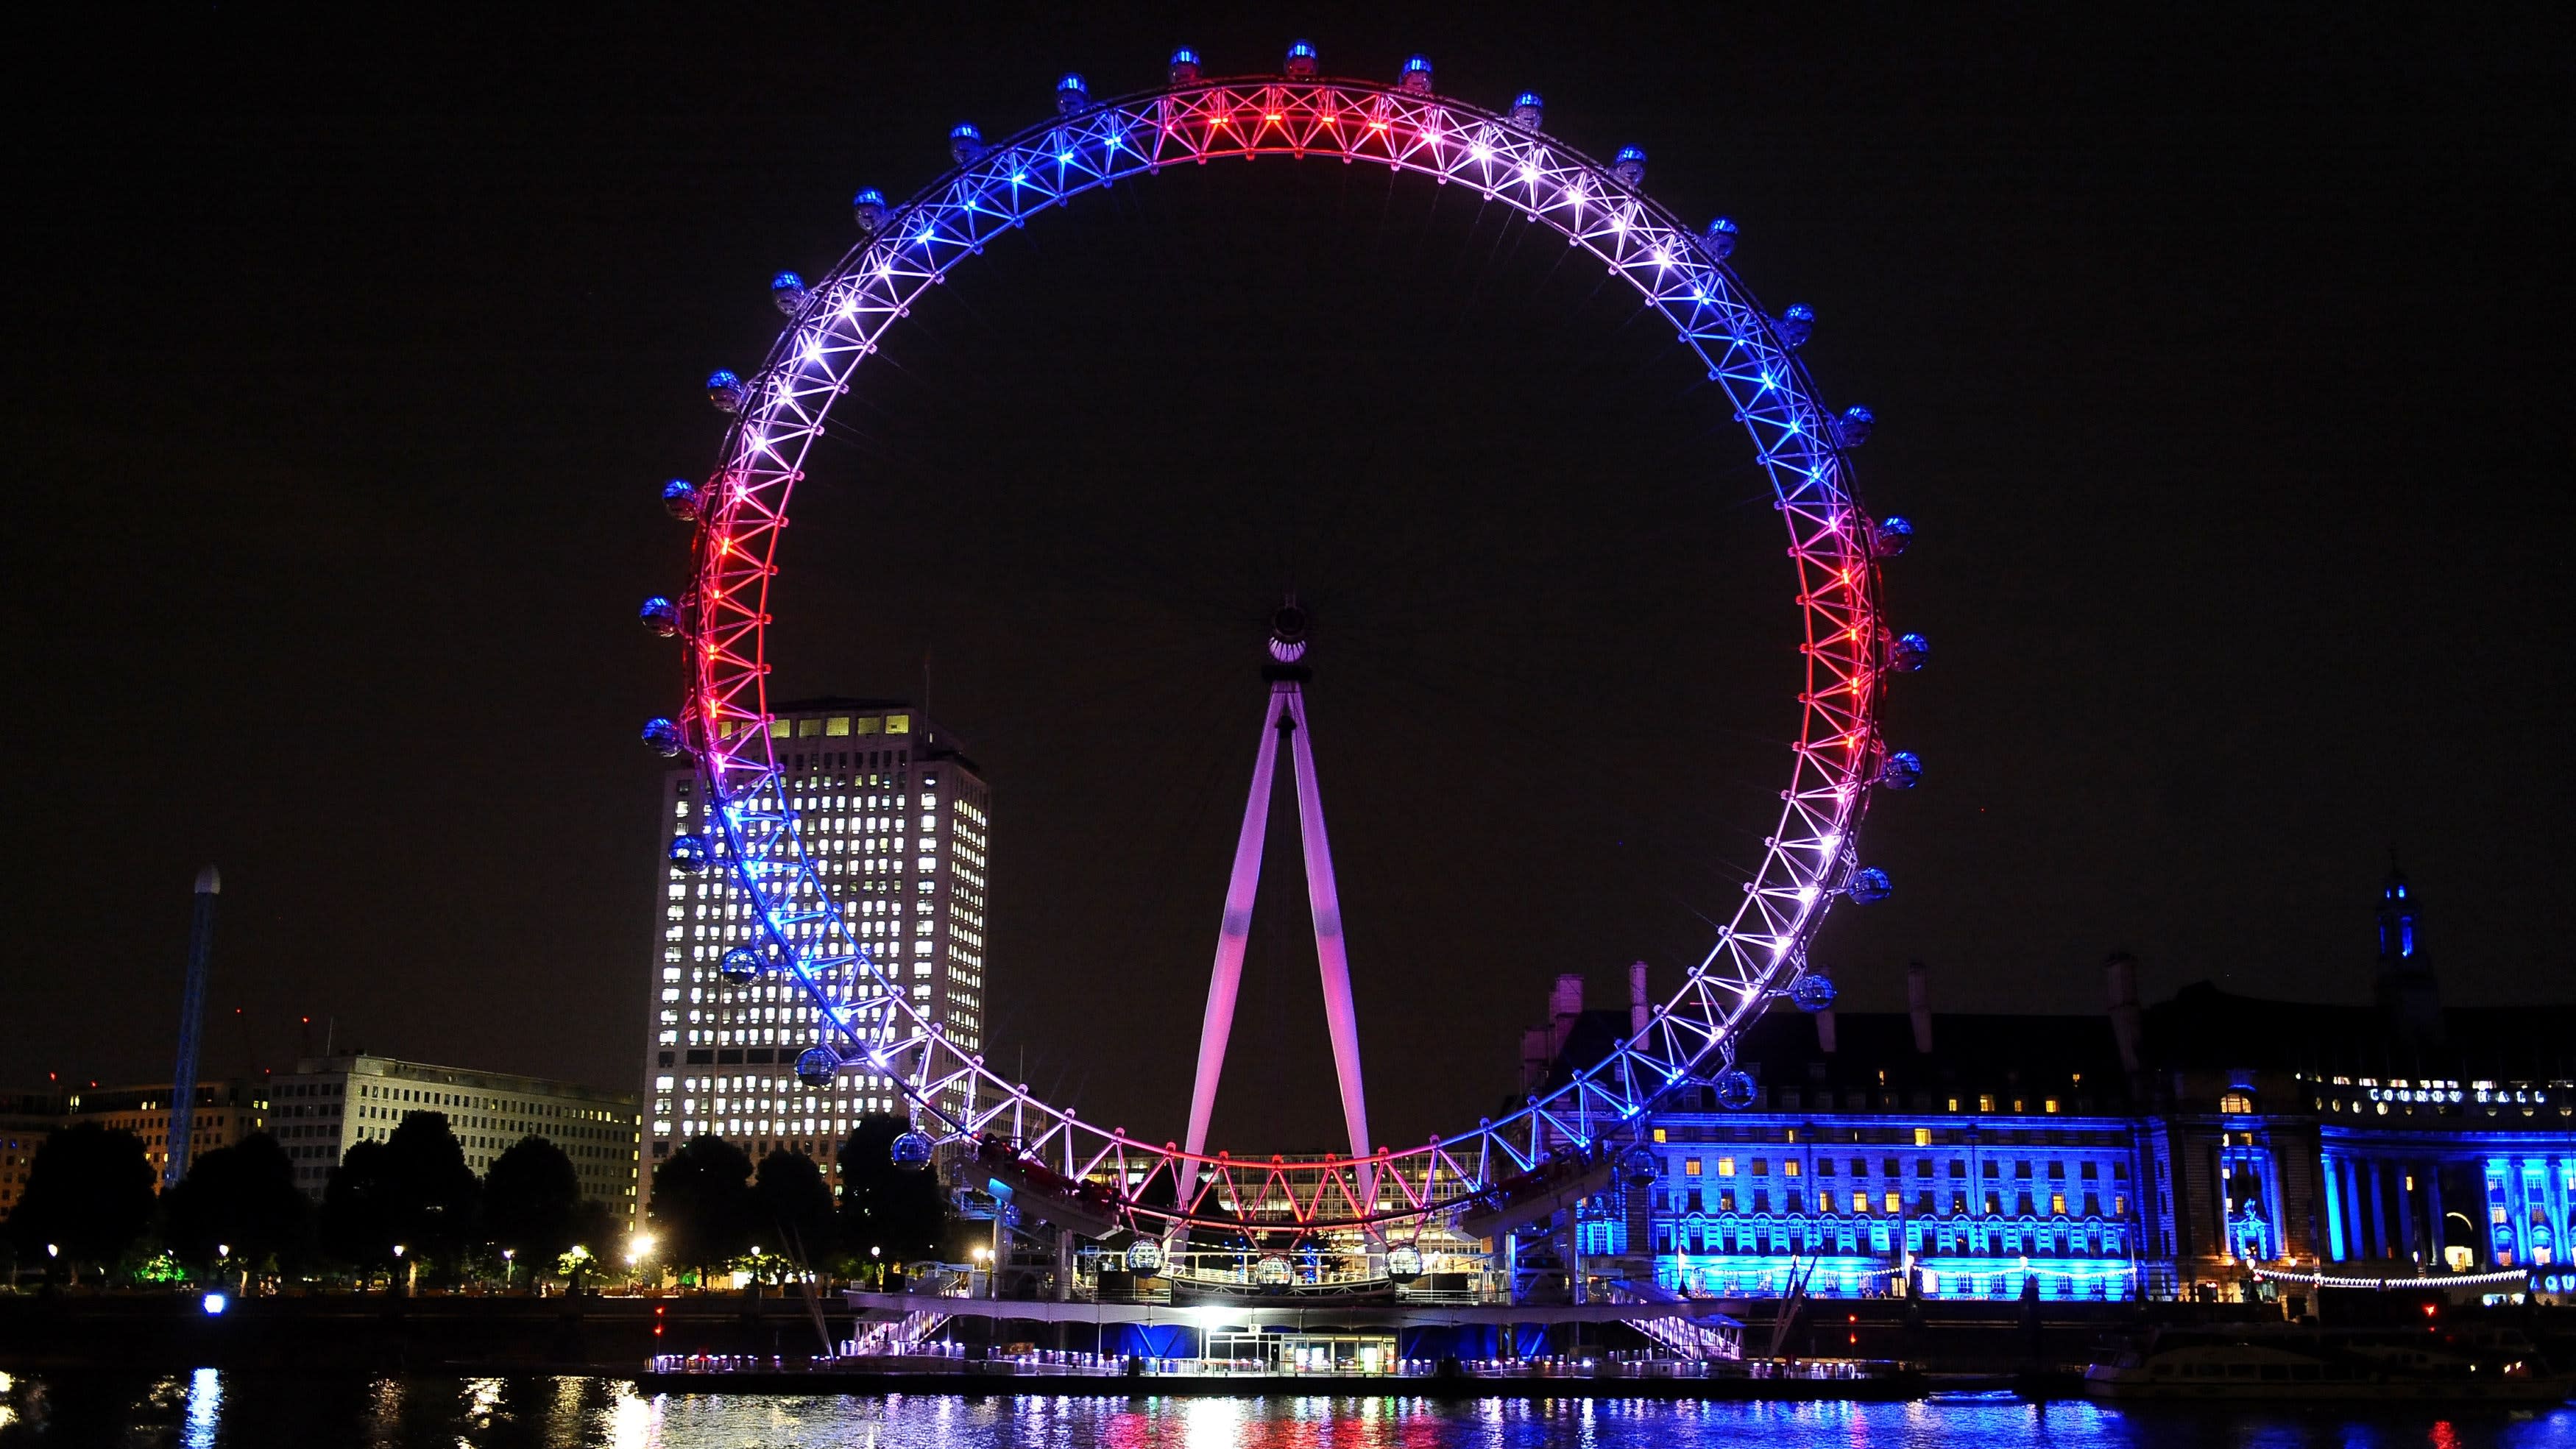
[2219,1091,2255,1114]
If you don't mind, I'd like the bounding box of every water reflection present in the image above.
[0,1374,2570,1448]
[181,1367,221,1449]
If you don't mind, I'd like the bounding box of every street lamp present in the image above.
[502,1247,516,1292]
[392,1243,414,1295]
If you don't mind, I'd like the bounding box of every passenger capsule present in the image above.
[706,369,746,414]
[949,122,987,166]
[1126,1239,1167,1275]
[794,1046,838,1088]
[1610,146,1646,190]
[1055,73,1089,116]
[1874,515,1914,557]
[852,188,889,233]
[1702,216,1738,260]
[669,834,712,873]
[1169,48,1202,85]
[1255,1255,1294,1286]
[770,272,808,315]
[639,595,680,637]
[1618,1146,1660,1187]
[1887,631,1931,673]
[1878,750,1925,790]
[1384,1243,1426,1281]
[1398,55,1434,95]
[718,946,761,984]
[661,478,702,520]
[890,1130,936,1170]
[1847,866,1893,904]
[1790,973,1839,1013]
[1774,304,1815,350]
[1833,404,1875,447]
[1712,1069,1759,1110]
[641,718,684,757]
[1508,92,1543,131]
[1284,39,1318,77]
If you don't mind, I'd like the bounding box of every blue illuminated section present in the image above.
[2217,1140,2285,1263]
[2322,1153,2346,1260]
[1627,1108,2145,1301]
[1657,1254,2134,1301]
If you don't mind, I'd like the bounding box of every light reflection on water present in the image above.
[0,1375,2572,1448]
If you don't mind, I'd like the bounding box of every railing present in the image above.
[1600,1280,1743,1362]
[647,1349,1887,1380]
[841,1306,952,1357]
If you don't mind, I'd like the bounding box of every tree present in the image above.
[160,1133,310,1273]
[649,1135,756,1280]
[562,1198,620,1294]
[318,1111,479,1281]
[835,1115,946,1268]
[4,1122,155,1283]
[484,1134,581,1276]
[381,1110,480,1264]
[319,1140,400,1278]
[753,1149,836,1273]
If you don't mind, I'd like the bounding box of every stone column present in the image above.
[2426,1169,2446,1269]
[2366,1161,2390,1261]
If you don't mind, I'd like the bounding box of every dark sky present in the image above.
[4,5,2570,1152]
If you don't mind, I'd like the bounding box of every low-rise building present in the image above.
[0,1091,60,1216]
[1540,865,2576,1303]
[268,1055,641,1210]
[59,1079,269,1186]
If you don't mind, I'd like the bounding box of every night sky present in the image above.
[5,6,2570,1152]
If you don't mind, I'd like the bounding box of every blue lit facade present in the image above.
[1529,868,2575,1305]
[1626,1102,2145,1303]
[2304,1078,2575,1272]
[1530,977,2165,1303]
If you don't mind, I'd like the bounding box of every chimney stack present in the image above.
[1628,960,1651,1039]
[2105,951,2143,1075]
[1906,959,1933,1055]
[1549,972,1585,1057]
[1521,1026,1552,1094]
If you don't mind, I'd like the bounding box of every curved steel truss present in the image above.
[665,63,1902,1233]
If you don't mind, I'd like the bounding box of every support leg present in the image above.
[1284,691,1373,1170]
[1181,689,1289,1161]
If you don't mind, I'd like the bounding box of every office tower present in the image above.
[638,698,991,1223]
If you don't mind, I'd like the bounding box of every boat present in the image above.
[2082,1322,2572,1403]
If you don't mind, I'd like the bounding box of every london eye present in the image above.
[639,43,1925,1258]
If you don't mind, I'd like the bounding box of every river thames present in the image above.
[3,1375,2574,1448]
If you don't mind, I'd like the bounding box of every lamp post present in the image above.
[502,1247,516,1293]
[392,1243,412,1296]
[870,1244,882,1290]
[627,1233,657,1292]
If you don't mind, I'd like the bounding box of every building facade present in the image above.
[640,698,992,1224]
[266,1055,640,1209]
[58,1079,269,1188]
[1543,868,2575,1304]
[1538,969,2156,1303]
[0,1092,60,1216]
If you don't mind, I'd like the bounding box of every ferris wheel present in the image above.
[640,42,1925,1239]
